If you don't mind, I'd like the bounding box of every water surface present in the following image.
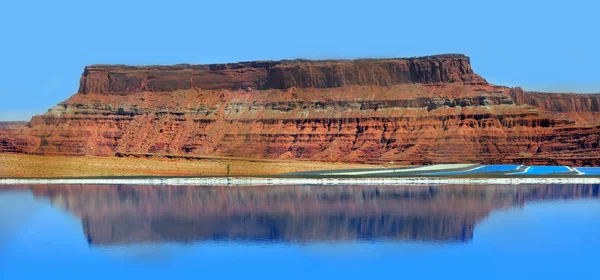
[1,184,599,279]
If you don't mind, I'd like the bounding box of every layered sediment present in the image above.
[0,122,37,154]
[0,121,28,129]
[2,54,600,165]
[78,54,485,94]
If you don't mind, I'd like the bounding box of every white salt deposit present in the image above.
[1,177,599,186]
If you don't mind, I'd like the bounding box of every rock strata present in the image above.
[2,54,600,165]
[78,54,486,94]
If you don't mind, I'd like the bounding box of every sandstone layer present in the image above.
[79,54,485,94]
[2,54,600,165]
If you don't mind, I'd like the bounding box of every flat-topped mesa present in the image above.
[78,54,487,94]
[10,53,599,165]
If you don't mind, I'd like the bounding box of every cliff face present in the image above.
[0,122,37,154]
[78,54,486,94]
[3,54,600,165]
[508,87,600,126]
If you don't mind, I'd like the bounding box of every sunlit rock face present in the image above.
[22,184,600,245]
[3,54,600,164]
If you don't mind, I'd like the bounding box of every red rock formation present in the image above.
[78,54,486,94]
[509,87,600,126]
[0,122,38,154]
[3,54,600,165]
[0,121,28,129]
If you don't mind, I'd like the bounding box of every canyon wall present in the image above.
[2,54,600,165]
[78,54,486,94]
[0,122,38,154]
[510,88,600,113]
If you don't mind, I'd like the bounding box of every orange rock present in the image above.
[2,54,600,165]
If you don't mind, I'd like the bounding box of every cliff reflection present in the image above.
[20,184,600,245]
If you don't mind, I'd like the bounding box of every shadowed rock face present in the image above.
[3,54,600,164]
[18,184,599,245]
[78,54,486,94]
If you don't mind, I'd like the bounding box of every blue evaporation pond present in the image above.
[429,165,521,175]
[520,166,572,175]
[477,165,522,172]
[573,167,600,175]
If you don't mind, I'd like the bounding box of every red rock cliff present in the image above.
[3,54,600,165]
[78,54,486,94]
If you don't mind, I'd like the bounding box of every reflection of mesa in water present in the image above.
[27,184,600,245]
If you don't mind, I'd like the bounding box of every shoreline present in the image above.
[2,177,600,186]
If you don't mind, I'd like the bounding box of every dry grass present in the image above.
[0,153,381,178]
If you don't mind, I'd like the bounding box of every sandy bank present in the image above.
[0,154,383,178]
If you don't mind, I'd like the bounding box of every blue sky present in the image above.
[0,0,598,121]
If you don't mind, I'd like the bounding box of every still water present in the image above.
[1,184,599,279]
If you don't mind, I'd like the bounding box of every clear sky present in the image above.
[0,0,598,121]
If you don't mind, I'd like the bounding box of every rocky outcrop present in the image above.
[509,87,600,126]
[0,121,27,129]
[22,184,599,244]
[0,122,37,154]
[4,54,600,165]
[510,88,600,113]
[78,54,486,94]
